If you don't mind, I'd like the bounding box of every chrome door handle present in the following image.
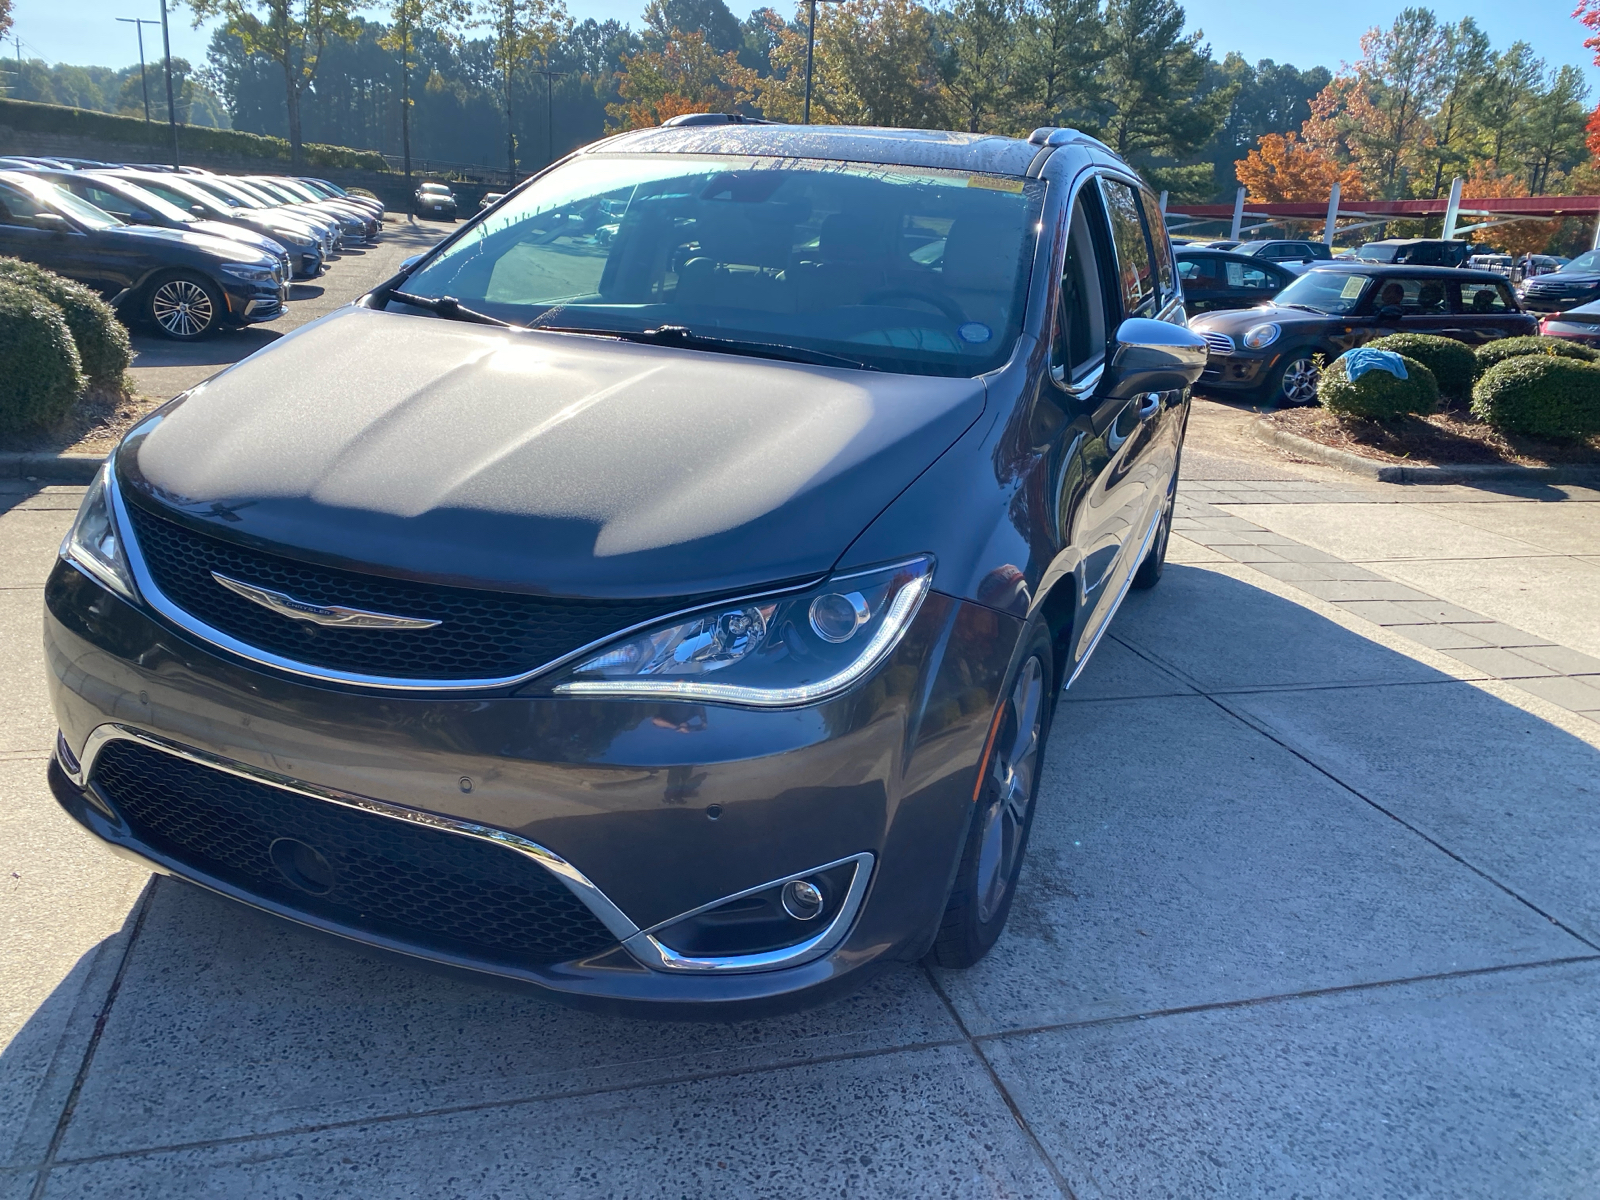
[1137,392,1162,421]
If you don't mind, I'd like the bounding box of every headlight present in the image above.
[1242,323,1281,350]
[221,263,275,283]
[61,466,135,601]
[546,557,934,707]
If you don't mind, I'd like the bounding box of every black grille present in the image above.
[92,739,619,967]
[122,499,697,682]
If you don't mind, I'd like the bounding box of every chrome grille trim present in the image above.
[1201,332,1234,356]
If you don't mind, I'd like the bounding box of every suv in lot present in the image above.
[46,120,1204,1014]
[0,170,285,340]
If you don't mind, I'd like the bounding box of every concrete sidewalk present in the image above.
[2,402,1598,1197]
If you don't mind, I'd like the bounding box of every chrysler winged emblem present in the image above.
[211,573,441,630]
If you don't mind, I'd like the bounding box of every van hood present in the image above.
[118,306,986,598]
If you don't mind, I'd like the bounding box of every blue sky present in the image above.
[12,0,1599,98]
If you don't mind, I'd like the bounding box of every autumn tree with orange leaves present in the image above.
[605,30,742,130]
[1235,132,1367,203]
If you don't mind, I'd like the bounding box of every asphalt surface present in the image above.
[4,287,1600,1195]
[127,215,451,402]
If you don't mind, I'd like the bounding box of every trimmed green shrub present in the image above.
[1474,335,1600,374]
[1471,355,1600,441]
[1318,353,1439,420]
[1368,333,1476,402]
[0,259,130,389]
[0,281,84,434]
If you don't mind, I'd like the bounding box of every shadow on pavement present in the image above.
[128,327,281,372]
[5,564,1598,1193]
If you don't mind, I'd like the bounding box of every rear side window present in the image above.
[1137,188,1176,304]
[1225,261,1280,291]
[1460,280,1511,313]
[1099,178,1155,316]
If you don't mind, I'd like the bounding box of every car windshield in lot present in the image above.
[1557,250,1600,273]
[400,153,1044,377]
[12,176,125,230]
[1269,270,1373,314]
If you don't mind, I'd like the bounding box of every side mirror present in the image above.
[1101,318,1208,400]
[129,210,156,225]
[400,253,424,271]
[191,205,207,217]
[35,212,71,236]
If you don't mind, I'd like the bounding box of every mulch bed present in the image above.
[1267,402,1600,468]
[0,389,167,457]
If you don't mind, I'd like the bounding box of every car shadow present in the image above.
[5,563,1598,1181]
[128,326,282,371]
[287,283,325,301]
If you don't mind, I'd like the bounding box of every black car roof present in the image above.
[1302,262,1508,283]
[587,123,1043,177]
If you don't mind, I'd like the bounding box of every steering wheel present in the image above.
[861,288,967,325]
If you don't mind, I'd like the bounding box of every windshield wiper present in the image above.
[1279,303,1328,314]
[529,323,877,371]
[388,290,514,329]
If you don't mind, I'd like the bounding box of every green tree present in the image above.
[185,0,359,166]
[379,0,468,185]
[1423,18,1490,198]
[475,0,570,174]
[936,0,1016,133]
[643,0,742,53]
[1516,64,1590,193]
[1351,7,1446,195]
[1009,0,1101,131]
[1095,0,1230,163]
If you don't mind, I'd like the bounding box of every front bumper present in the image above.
[220,277,287,326]
[1520,287,1600,312]
[1197,348,1271,391]
[44,561,1015,1015]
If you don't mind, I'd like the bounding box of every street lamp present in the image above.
[157,0,180,168]
[531,64,567,171]
[801,0,843,125]
[115,17,161,124]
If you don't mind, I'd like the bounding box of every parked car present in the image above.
[0,170,285,340]
[1469,253,1515,279]
[108,170,326,279]
[240,175,377,242]
[23,169,294,282]
[179,173,344,253]
[1538,300,1600,346]
[1353,238,1473,267]
[45,119,1206,1015]
[1233,239,1334,269]
[1519,250,1600,312]
[1175,248,1294,313]
[415,181,457,219]
[296,178,385,223]
[479,191,505,212]
[1189,263,1535,404]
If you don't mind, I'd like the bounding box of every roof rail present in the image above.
[660,113,779,128]
[1026,127,1110,152]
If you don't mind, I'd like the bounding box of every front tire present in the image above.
[145,271,223,341]
[1265,353,1320,407]
[927,625,1055,969]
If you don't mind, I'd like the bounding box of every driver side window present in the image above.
[1051,184,1114,388]
[0,182,51,229]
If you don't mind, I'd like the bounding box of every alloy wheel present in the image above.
[1280,356,1320,405]
[151,279,215,338]
[975,654,1046,924]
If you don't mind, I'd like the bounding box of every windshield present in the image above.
[1356,244,1397,262]
[20,178,124,229]
[124,174,232,218]
[84,176,193,224]
[400,153,1044,378]
[1559,250,1600,273]
[1271,271,1372,314]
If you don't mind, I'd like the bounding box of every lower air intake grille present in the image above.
[91,739,619,967]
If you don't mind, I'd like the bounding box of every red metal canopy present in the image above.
[1167,196,1600,220]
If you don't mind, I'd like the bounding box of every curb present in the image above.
[0,452,106,484]
[1250,419,1600,485]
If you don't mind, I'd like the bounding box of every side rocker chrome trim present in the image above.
[1064,491,1164,692]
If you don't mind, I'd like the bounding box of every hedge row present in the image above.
[1472,356,1600,441]
[1366,333,1476,403]
[0,258,131,435]
[1475,335,1600,373]
[0,98,389,172]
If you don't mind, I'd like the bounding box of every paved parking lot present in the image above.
[3,366,1598,1192]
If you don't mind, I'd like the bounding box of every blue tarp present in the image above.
[1343,348,1409,382]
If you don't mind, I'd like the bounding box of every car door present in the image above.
[1367,274,1467,342]
[1454,278,1533,344]
[0,179,82,279]
[1056,174,1170,668]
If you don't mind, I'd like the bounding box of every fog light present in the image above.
[781,879,825,920]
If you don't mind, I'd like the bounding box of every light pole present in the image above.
[801,0,841,125]
[157,0,180,168]
[115,17,161,124]
[532,65,566,169]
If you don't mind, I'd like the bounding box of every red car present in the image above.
[1538,301,1600,347]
